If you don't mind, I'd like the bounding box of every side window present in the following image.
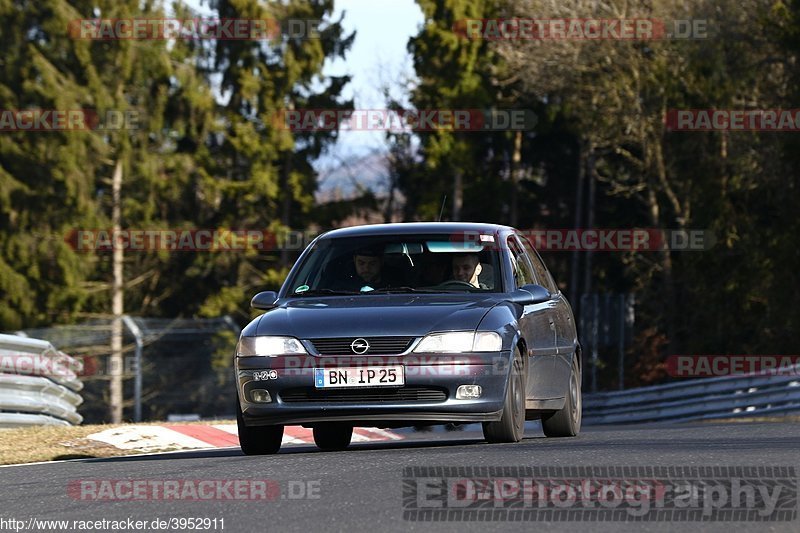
[506,236,535,288]
[518,235,558,293]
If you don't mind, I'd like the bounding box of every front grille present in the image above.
[279,386,447,403]
[308,336,415,355]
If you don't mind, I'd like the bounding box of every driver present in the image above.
[451,253,487,289]
[354,248,382,286]
[336,245,385,291]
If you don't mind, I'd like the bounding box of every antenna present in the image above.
[437,195,447,222]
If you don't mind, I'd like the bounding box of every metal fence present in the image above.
[583,367,800,425]
[10,315,797,428]
[15,316,240,424]
[0,334,84,427]
[578,292,635,392]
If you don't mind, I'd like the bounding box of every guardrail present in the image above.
[583,368,800,425]
[0,333,83,427]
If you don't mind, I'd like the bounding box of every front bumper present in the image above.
[235,352,512,427]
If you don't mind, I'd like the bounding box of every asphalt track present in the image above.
[0,422,798,533]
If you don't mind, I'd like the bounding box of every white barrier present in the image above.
[583,367,800,424]
[0,334,83,427]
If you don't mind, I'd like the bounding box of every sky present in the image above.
[180,0,424,168]
[320,0,424,165]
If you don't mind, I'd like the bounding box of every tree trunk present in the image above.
[279,152,293,268]
[653,129,680,354]
[582,144,596,301]
[452,170,463,221]
[509,130,522,226]
[109,158,124,424]
[570,139,587,304]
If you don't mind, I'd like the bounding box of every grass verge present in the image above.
[0,420,235,466]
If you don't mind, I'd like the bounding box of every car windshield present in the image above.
[285,234,503,295]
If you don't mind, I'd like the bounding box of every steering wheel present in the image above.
[434,280,476,289]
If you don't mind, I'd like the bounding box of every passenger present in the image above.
[451,253,488,289]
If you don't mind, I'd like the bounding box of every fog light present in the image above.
[456,385,482,399]
[250,389,272,403]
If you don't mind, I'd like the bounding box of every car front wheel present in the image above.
[483,350,525,443]
[541,355,582,437]
[236,398,284,455]
[313,423,353,451]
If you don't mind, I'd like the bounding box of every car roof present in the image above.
[317,222,515,240]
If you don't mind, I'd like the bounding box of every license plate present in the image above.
[314,366,405,388]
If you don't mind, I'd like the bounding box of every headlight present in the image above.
[472,331,503,351]
[413,331,503,353]
[236,336,307,357]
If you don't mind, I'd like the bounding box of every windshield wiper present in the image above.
[290,289,360,297]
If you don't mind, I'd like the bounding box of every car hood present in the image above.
[252,294,499,338]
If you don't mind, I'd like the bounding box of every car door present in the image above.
[518,234,574,394]
[506,235,560,400]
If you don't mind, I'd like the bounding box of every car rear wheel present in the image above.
[541,355,582,437]
[313,423,353,451]
[236,398,284,455]
[483,350,525,443]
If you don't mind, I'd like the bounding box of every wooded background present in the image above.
[2,0,798,397]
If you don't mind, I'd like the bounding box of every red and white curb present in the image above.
[87,425,403,453]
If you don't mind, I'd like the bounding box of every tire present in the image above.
[542,355,582,437]
[313,423,353,451]
[236,398,284,455]
[483,350,526,443]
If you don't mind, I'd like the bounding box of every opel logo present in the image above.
[350,338,370,354]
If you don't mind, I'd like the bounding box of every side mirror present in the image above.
[507,284,551,305]
[251,291,278,310]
